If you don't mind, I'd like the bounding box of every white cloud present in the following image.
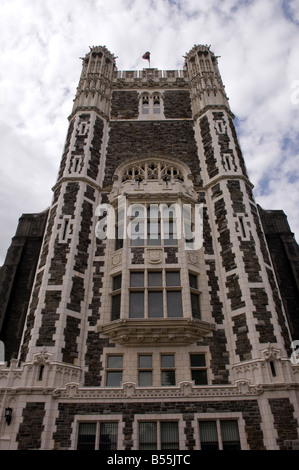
[0,0,298,264]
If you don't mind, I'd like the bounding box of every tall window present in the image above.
[99,423,118,450]
[77,422,118,450]
[77,423,96,450]
[115,203,125,250]
[138,355,153,386]
[141,94,150,114]
[199,420,241,450]
[161,354,176,386]
[129,270,182,319]
[106,355,123,386]
[111,274,122,321]
[189,273,201,319]
[153,94,161,114]
[139,421,179,450]
[130,204,178,247]
[190,354,207,385]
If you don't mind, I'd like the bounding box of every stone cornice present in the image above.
[202,173,254,191]
[96,317,215,346]
[193,104,235,121]
[68,106,110,122]
[52,176,102,194]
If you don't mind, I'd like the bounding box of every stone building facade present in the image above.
[0,44,299,451]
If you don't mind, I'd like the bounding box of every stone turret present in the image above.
[184,44,229,117]
[72,45,117,119]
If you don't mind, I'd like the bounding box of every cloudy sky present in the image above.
[0,0,299,265]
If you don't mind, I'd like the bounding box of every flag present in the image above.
[142,52,151,61]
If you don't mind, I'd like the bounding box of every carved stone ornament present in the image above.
[187,251,199,266]
[261,343,281,361]
[33,347,52,365]
[111,252,122,268]
[52,379,264,400]
[146,248,163,264]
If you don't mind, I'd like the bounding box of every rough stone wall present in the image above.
[163,90,192,118]
[16,402,45,450]
[269,398,298,450]
[87,116,104,181]
[199,115,218,179]
[111,91,139,119]
[58,118,75,180]
[52,399,265,450]
[103,121,201,187]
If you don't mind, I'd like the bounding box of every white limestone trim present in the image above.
[49,380,267,401]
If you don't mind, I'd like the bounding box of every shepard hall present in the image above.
[1,45,299,451]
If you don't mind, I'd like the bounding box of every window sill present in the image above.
[96,318,215,346]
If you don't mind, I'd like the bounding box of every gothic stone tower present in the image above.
[1,45,299,451]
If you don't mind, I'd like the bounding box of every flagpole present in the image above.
[142,52,151,68]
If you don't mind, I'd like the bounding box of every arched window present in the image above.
[142,94,150,114]
[121,161,184,184]
[153,94,161,114]
[140,92,163,117]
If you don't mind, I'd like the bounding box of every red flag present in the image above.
[142,52,151,61]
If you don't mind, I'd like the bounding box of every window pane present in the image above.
[130,220,145,244]
[130,292,144,318]
[166,271,180,286]
[115,235,123,250]
[221,421,241,450]
[199,421,219,450]
[111,294,121,321]
[191,292,201,319]
[161,355,175,368]
[115,223,124,250]
[107,356,123,368]
[167,291,183,317]
[148,291,163,318]
[148,271,162,286]
[99,423,118,450]
[139,371,152,386]
[139,355,152,368]
[106,371,122,386]
[189,273,198,289]
[161,422,179,450]
[117,207,125,221]
[131,236,144,246]
[113,275,122,291]
[161,370,176,386]
[192,369,208,385]
[190,354,206,367]
[139,422,157,450]
[163,220,178,245]
[147,221,161,245]
[130,272,144,287]
[77,423,96,450]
